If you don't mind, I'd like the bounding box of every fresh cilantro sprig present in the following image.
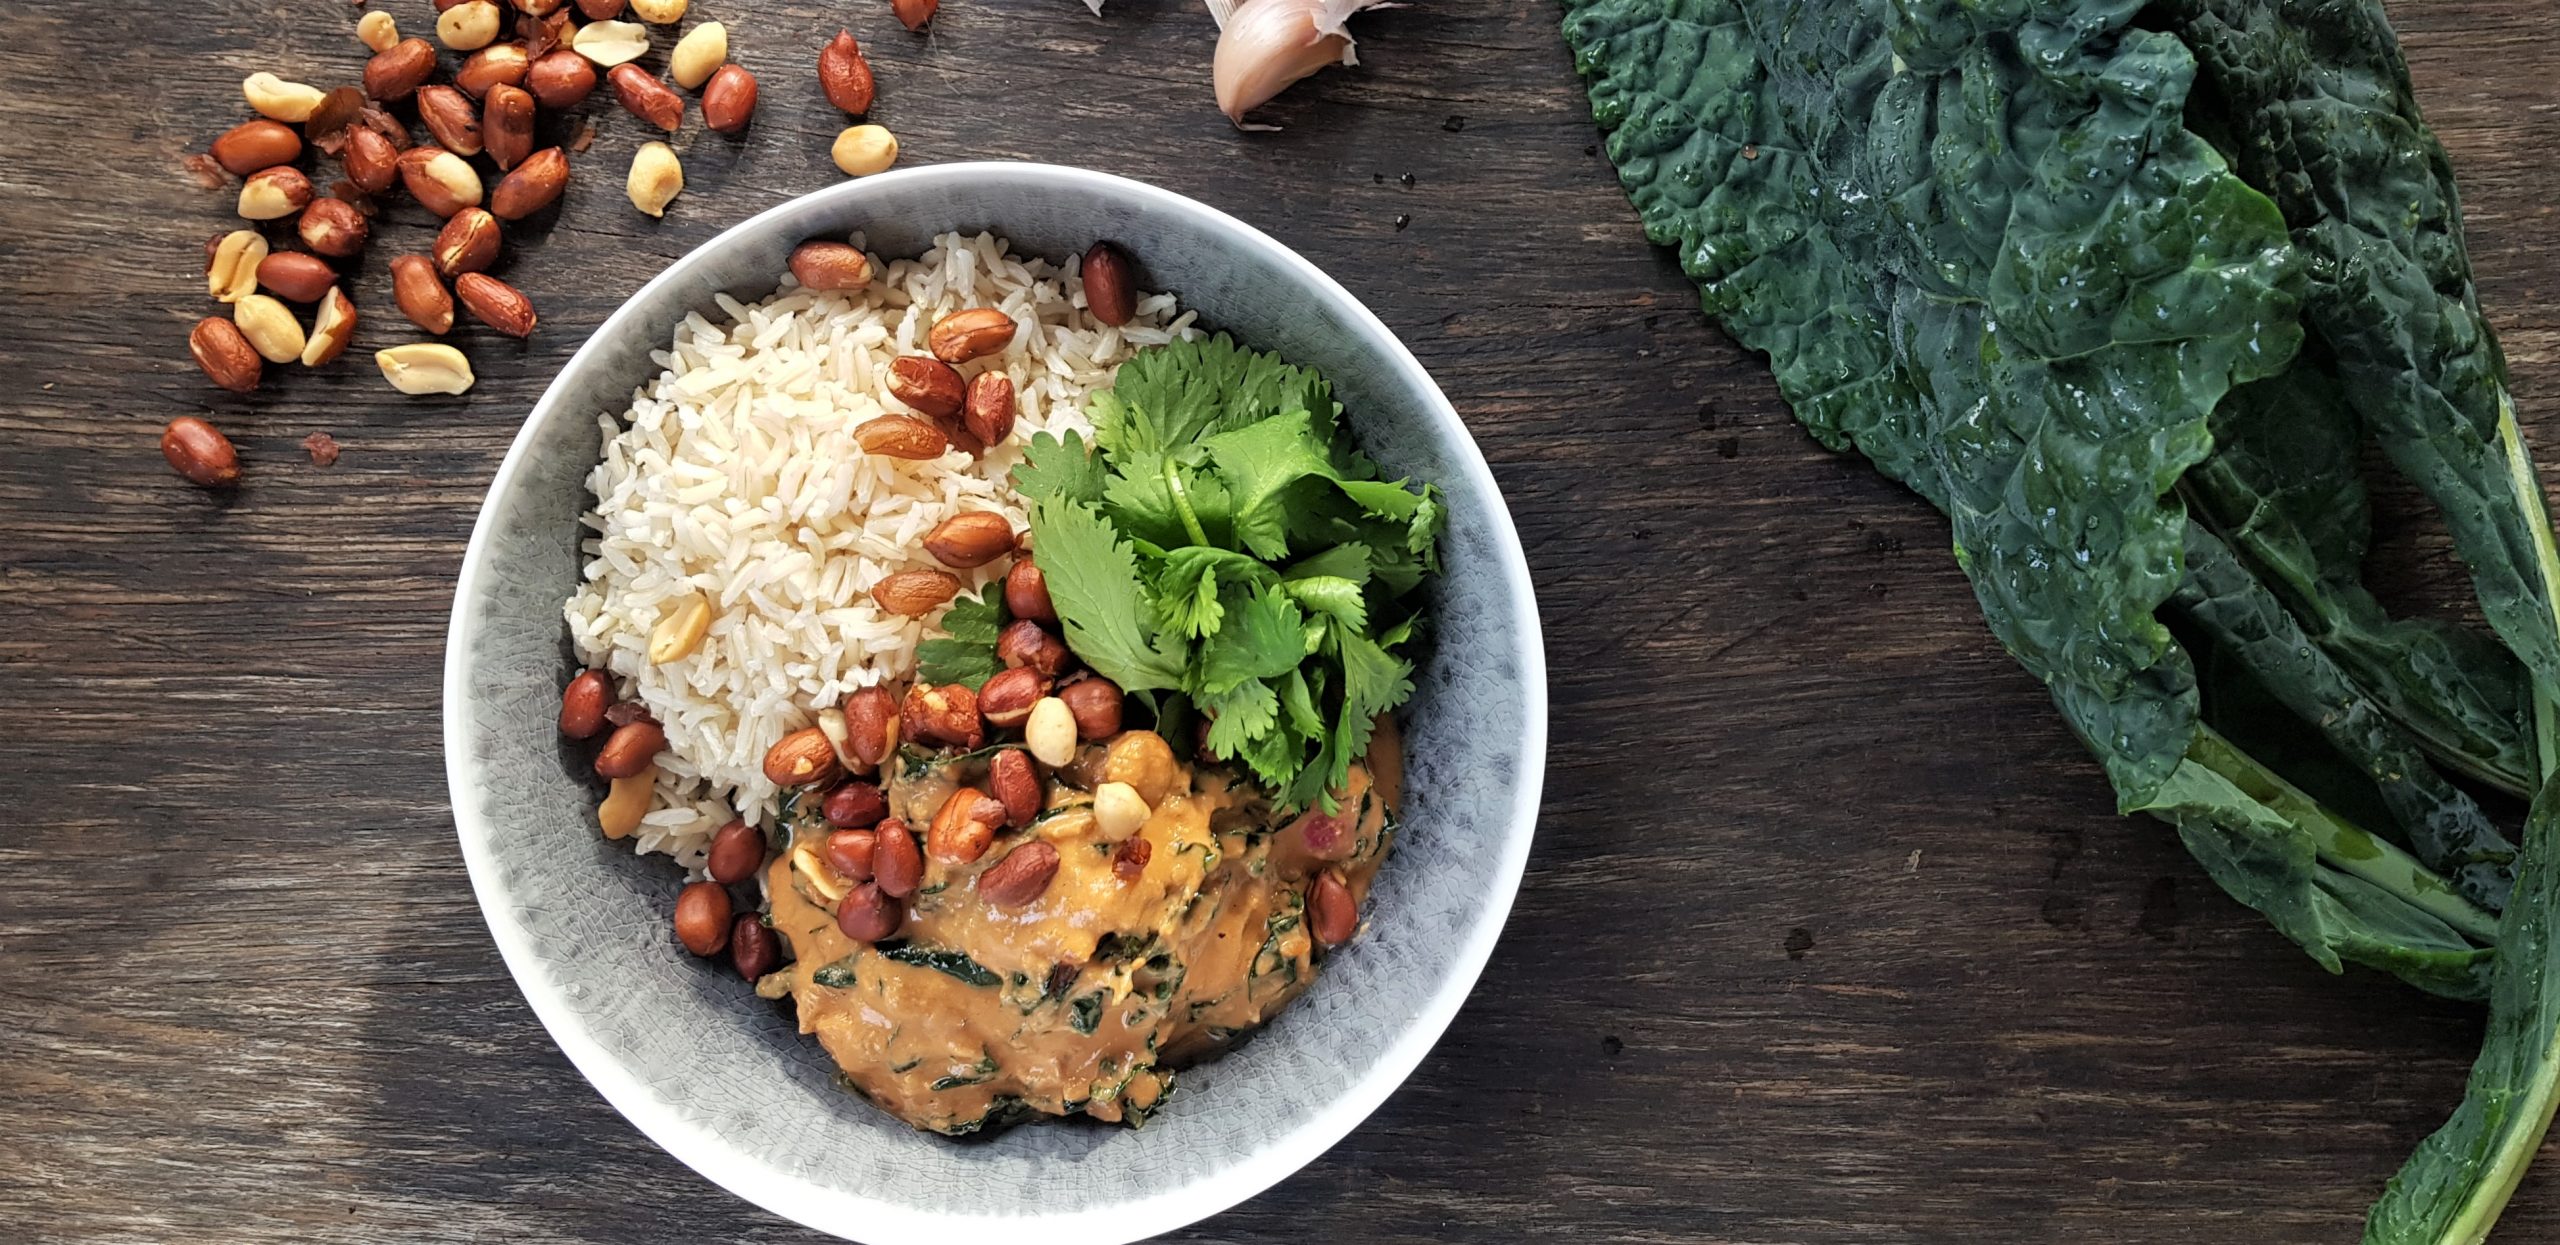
[997,335,1442,811]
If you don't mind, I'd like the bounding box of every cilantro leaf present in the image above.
[1011,430,1108,505]
[916,579,1009,689]
[1200,585,1306,694]
[1283,574,1367,632]
[1026,494,1186,691]
[1199,677,1281,762]
[1089,335,1333,455]
[1284,544,1370,586]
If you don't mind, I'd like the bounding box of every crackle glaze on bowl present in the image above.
[442,162,1545,1245]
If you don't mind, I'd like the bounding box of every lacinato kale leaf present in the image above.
[1014,337,1439,810]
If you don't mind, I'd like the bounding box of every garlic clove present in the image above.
[1211,0,1386,127]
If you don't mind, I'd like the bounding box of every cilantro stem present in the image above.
[1163,456,1210,547]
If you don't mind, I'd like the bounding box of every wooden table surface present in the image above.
[9,0,2560,1240]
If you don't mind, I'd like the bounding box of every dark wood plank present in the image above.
[4,0,2559,1241]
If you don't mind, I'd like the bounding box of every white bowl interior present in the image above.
[443,163,1544,1245]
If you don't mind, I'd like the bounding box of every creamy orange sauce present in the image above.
[763,721,1399,1135]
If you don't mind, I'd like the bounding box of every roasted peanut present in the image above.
[789,241,871,291]
[871,818,922,897]
[824,828,877,881]
[297,197,370,259]
[237,166,313,220]
[1308,869,1356,947]
[573,20,651,68]
[343,126,400,193]
[208,230,269,303]
[1103,730,1179,807]
[300,286,358,366]
[489,146,568,219]
[303,86,367,143]
[701,64,757,133]
[233,294,305,364]
[513,0,568,15]
[574,0,628,17]
[209,119,302,176]
[375,342,476,394]
[927,787,1004,863]
[988,747,1041,826]
[608,64,684,131]
[673,880,731,956]
[437,0,502,50]
[630,0,686,22]
[835,882,902,942]
[1113,837,1153,883]
[922,511,1014,569]
[729,915,779,981]
[244,72,327,121]
[560,669,612,737]
[483,84,535,170]
[705,818,765,885]
[1286,805,1357,861]
[670,21,727,89]
[364,39,438,100]
[595,720,667,779]
[823,781,889,830]
[525,49,596,107]
[455,43,532,96]
[645,592,712,663]
[997,619,1071,677]
[1005,557,1056,623]
[357,9,402,52]
[1081,241,1138,326]
[1092,781,1148,843]
[399,147,484,217]
[417,85,485,156]
[964,371,1016,446]
[841,685,899,771]
[818,30,874,114]
[977,667,1047,731]
[1059,676,1124,740]
[903,681,984,749]
[892,0,937,31]
[763,726,844,788]
[872,568,961,617]
[929,308,1017,365]
[598,764,655,838]
[886,355,965,420]
[435,209,502,276]
[977,841,1060,908]
[161,416,241,487]
[1024,696,1076,767]
[831,124,897,177]
[625,142,683,217]
[455,273,537,337]
[189,317,262,393]
[853,414,947,460]
[390,255,456,334]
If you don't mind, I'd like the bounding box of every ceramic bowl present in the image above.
[442,162,1545,1244]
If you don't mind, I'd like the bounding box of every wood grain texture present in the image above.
[4,0,2560,1241]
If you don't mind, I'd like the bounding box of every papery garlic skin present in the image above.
[1208,0,1391,127]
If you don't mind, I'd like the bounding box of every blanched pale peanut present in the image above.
[233,294,305,364]
[629,0,686,23]
[1101,730,1179,806]
[669,21,727,89]
[598,765,655,838]
[208,230,268,303]
[357,10,400,52]
[626,141,683,216]
[1024,696,1077,767]
[832,125,898,177]
[572,19,651,66]
[436,1,502,51]
[376,343,477,395]
[647,593,712,662]
[1093,781,1149,842]
[243,72,327,121]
